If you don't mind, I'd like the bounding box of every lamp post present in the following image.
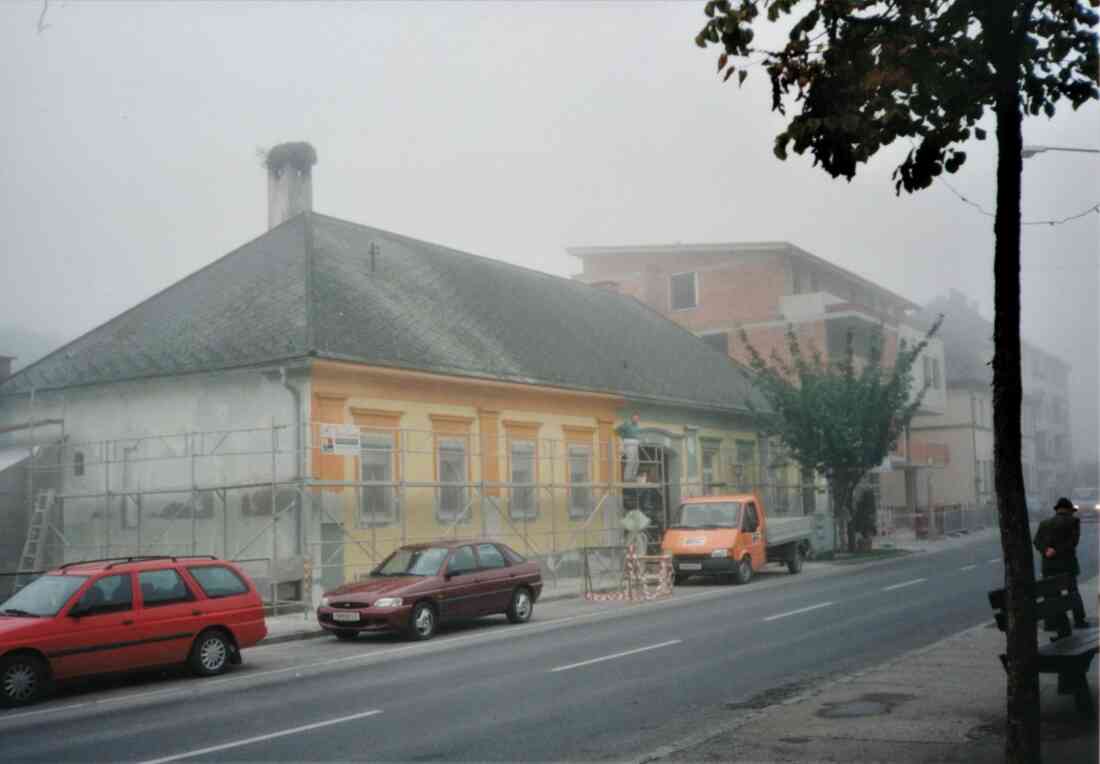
[1021,144,1100,159]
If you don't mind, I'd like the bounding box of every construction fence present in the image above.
[878,503,999,543]
[1,421,821,608]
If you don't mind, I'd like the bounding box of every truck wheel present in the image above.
[787,547,804,575]
[673,573,689,586]
[733,557,753,585]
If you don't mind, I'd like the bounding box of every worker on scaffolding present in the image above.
[616,412,642,482]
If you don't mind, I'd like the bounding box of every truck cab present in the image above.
[661,494,811,585]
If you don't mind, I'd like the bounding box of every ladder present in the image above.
[15,489,55,590]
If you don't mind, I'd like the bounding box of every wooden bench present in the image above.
[989,575,1099,717]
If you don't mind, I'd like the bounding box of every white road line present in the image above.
[882,578,927,592]
[989,558,1001,564]
[136,709,383,764]
[762,601,836,622]
[961,564,978,571]
[550,640,682,673]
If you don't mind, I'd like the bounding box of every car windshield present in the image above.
[374,547,449,577]
[672,502,741,529]
[1,574,88,617]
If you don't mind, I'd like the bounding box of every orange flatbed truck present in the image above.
[661,493,814,585]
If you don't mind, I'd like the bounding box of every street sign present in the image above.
[319,424,361,456]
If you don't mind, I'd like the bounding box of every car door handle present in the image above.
[122,619,135,626]
[191,610,203,616]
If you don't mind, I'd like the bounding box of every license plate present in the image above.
[333,611,361,623]
[684,539,705,546]
[678,563,702,571]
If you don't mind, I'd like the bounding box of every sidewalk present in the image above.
[645,579,1099,764]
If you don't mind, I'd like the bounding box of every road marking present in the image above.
[550,640,682,673]
[762,601,836,622]
[961,564,978,571]
[989,558,1001,564]
[882,578,927,592]
[136,709,383,764]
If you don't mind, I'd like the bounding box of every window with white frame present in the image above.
[361,433,397,526]
[437,438,468,523]
[670,272,698,311]
[509,440,537,520]
[568,445,592,519]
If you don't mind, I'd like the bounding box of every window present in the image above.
[702,445,720,495]
[139,568,194,607]
[476,543,507,569]
[187,566,249,598]
[701,332,729,355]
[361,433,397,526]
[735,440,756,490]
[670,272,697,311]
[509,440,537,520]
[74,574,133,615]
[447,546,477,575]
[73,451,85,477]
[743,503,760,532]
[437,438,468,523]
[922,356,933,387]
[568,445,592,519]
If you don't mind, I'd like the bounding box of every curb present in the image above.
[258,587,584,646]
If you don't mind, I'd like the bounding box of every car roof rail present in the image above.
[102,556,178,570]
[59,555,173,570]
[174,555,219,562]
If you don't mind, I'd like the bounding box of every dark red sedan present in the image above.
[317,540,542,641]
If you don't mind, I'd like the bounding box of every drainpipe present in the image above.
[279,367,304,481]
[969,391,980,507]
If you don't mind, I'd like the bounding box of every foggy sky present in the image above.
[1,1,1097,462]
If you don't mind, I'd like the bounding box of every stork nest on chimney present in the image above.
[265,142,318,174]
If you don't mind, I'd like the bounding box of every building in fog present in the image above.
[570,242,951,517]
[0,143,819,603]
[911,290,1073,509]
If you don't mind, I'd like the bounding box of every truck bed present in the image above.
[765,515,814,548]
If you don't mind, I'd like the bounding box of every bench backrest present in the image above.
[988,575,1074,637]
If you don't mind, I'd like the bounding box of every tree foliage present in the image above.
[741,320,939,550]
[695,0,1098,193]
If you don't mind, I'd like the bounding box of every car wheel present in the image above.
[733,557,753,585]
[787,547,804,575]
[407,602,437,641]
[334,631,358,641]
[506,587,534,624]
[189,629,232,677]
[0,654,50,708]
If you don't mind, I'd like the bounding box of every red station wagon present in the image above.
[317,541,543,641]
[0,556,267,707]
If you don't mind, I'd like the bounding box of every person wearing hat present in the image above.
[1033,497,1090,628]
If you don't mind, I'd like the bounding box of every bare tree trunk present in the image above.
[992,14,1040,762]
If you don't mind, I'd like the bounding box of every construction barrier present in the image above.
[584,545,673,602]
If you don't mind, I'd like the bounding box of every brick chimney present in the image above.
[265,141,317,229]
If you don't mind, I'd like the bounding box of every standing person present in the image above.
[616,412,642,482]
[1034,497,1090,628]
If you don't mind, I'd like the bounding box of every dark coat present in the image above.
[1033,512,1081,577]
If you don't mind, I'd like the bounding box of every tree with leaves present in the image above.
[694,2,1098,761]
[740,322,938,553]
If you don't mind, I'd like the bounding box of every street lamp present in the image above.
[1021,144,1100,159]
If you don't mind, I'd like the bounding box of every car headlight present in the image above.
[1094,503,1100,511]
[373,597,403,608]
[710,549,729,558]
[320,596,330,608]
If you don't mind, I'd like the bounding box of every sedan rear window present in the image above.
[188,566,249,598]
[1,574,88,617]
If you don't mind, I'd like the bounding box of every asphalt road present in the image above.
[2,526,1097,763]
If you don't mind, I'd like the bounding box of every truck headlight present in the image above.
[373,597,403,608]
[710,549,729,558]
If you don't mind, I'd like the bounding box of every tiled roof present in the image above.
[1,213,767,414]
